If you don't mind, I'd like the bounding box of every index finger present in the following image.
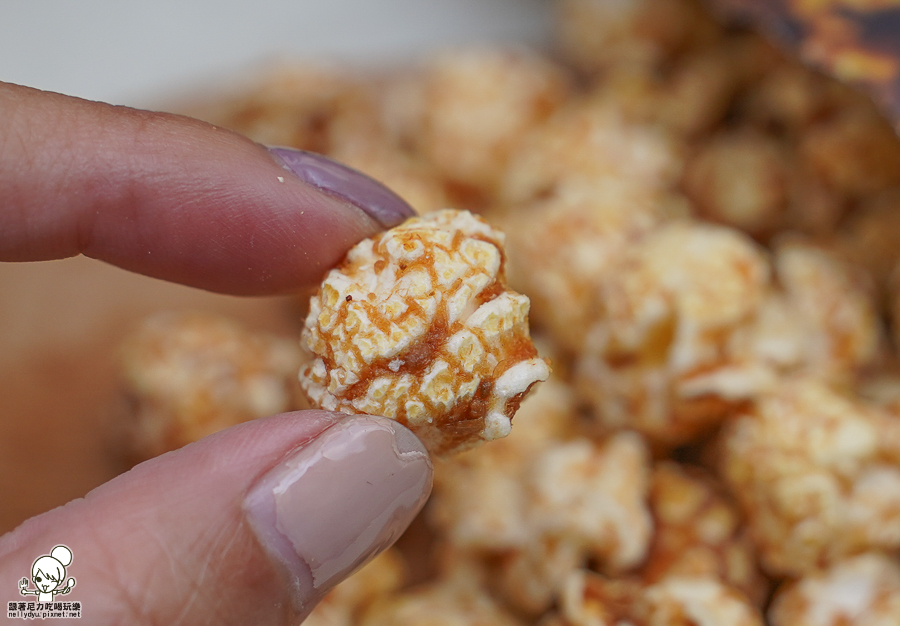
[0,82,415,295]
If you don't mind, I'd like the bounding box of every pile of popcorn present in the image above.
[120,0,900,623]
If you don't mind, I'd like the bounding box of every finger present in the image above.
[0,412,433,625]
[0,82,415,295]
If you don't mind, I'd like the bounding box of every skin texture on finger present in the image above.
[0,81,414,295]
[0,411,433,626]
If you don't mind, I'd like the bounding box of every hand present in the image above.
[0,82,432,625]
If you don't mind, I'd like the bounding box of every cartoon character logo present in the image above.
[19,545,76,603]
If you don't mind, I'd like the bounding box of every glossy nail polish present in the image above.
[268,147,416,228]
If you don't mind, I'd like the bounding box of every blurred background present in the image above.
[0,0,550,533]
[0,0,550,106]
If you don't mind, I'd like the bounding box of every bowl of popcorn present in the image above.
[10,0,900,623]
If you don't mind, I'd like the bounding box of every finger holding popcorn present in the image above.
[300,209,550,456]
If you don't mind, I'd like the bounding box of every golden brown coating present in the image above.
[529,431,654,572]
[555,0,720,74]
[430,379,653,615]
[500,97,683,206]
[756,240,882,383]
[399,48,571,200]
[109,0,900,617]
[721,376,900,577]
[683,131,789,237]
[121,312,304,459]
[300,209,549,455]
[769,553,900,626]
[501,183,681,353]
[574,221,771,445]
[643,463,769,607]
[555,570,764,626]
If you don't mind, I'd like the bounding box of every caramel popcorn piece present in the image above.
[403,48,570,199]
[501,97,683,205]
[487,537,585,618]
[121,312,304,459]
[721,376,900,577]
[300,209,549,455]
[502,180,685,354]
[429,378,585,616]
[754,240,882,382]
[643,463,768,607]
[529,431,653,572]
[556,0,719,74]
[633,576,765,626]
[575,221,770,445]
[556,570,764,626]
[683,131,789,237]
[769,553,900,626]
[429,380,652,616]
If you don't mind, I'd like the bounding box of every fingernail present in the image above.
[268,147,416,228]
[243,416,432,612]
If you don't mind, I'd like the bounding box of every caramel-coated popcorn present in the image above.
[683,131,789,237]
[430,380,651,616]
[110,0,900,619]
[300,209,549,455]
[769,553,900,626]
[121,312,304,459]
[634,577,765,626]
[575,221,770,445]
[721,376,900,577]
[529,431,653,572]
[556,570,764,626]
[502,182,679,353]
[555,0,717,74]
[501,97,683,205]
[430,377,579,551]
[402,49,570,199]
[755,241,882,382]
[643,463,768,606]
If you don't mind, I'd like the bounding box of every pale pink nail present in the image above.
[243,416,432,613]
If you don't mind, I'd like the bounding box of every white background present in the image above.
[0,0,552,106]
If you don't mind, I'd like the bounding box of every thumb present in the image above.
[0,412,432,625]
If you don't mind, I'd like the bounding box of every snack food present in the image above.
[721,376,900,577]
[299,208,549,455]
[121,312,304,459]
[768,553,900,626]
[110,0,900,621]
